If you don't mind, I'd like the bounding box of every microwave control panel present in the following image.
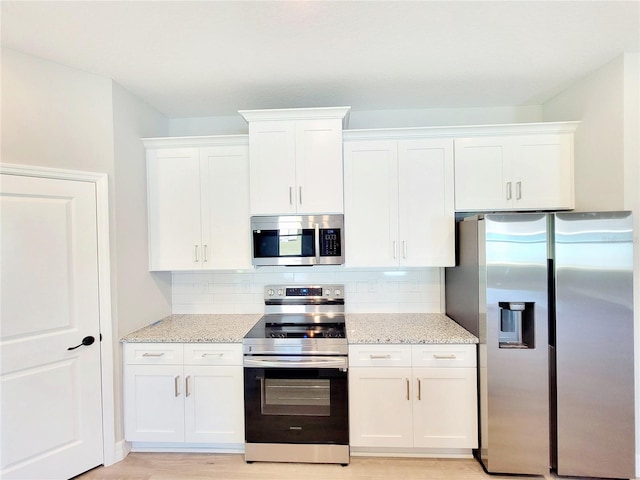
[320,228,341,256]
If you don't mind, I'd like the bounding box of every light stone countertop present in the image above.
[121,314,262,343]
[121,313,477,344]
[346,313,478,344]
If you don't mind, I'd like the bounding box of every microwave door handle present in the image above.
[315,224,320,261]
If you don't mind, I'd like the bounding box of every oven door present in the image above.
[243,356,348,445]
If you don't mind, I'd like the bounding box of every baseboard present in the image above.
[129,442,244,454]
[350,447,474,459]
[114,440,131,464]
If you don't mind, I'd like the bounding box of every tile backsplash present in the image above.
[172,267,445,314]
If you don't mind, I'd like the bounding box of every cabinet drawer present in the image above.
[183,343,243,366]
[411,344,476,368]
[124,343,183,365]
[349,345,412,367]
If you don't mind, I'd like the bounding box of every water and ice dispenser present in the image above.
[498,302,535,348]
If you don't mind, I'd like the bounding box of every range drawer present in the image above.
[183,343,243,366]
[349,344,412,367]
[411,344,476,368]
[124,342,183,365]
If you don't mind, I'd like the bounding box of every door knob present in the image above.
[67,335,95,350]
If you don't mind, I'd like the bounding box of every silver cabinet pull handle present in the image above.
[417,378,422,401]
[516,181,522,200]
[299,186,303,205]
[174,376,181,397]
[369,354,392,359]
[142,352,165,357]
[194,245,199,262]
[185,376,191,397]
[201,352,224,358]
[433,354,457,359]
[203,244,208,262]
[406,378,410,401]
[506,181,512,200]
[403,241,408,259]
[289,186,293,205]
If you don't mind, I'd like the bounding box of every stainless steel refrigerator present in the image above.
[445,212,635,479]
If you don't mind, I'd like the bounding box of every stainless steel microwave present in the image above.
[251,214,344,266]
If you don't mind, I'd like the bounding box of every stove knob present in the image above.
[267,289,275,297]
[334,288,342,296]
[277,288,284,296]
[324,288,332,296]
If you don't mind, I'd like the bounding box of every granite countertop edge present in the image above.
[121,313,478,345]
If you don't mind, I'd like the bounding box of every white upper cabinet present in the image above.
[343,134,455,267]
[146,147,203,270]
[145,136,251,271]
[239,107,350,215]
[454,123,578,211]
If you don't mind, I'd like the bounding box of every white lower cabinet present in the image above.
[349,344,477,454]
[124,343,244,448]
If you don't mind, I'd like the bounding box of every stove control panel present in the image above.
[265,284,344,302]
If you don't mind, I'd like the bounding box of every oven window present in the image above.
[262,378,330,416]
[253,229,316,258]
[244,366,349,445]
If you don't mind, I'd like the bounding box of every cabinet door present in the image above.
[147,148,202,270]
[349,367,413,448]
[248,121,297,215]
[454,138,508,211]
[343,141,399,267]
[183,365,244,444]
[511,134,574,210]
[124,364,184,442]
[455,134,574,212]
[294,119,344,214]
[398,139,455,266]
[201,145,252,269]
[412,367,478,449]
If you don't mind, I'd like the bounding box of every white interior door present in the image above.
[1,173,104,479]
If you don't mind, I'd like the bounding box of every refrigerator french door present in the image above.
[445,211,635,479]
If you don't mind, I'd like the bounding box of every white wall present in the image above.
[543,55,627,211]
[111,82,172,442]
[168,105,543,137]
[347,105,543,129]
[1,49,114,173]
[1,48,172,457]
[112,83,172,337]
[543,52,640,475]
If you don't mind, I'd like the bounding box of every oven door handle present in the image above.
[244,356,348,369]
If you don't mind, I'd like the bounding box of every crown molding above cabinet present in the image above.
[342,121,579,141]
[239,106,351,128]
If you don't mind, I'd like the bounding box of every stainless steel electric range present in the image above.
[242,285,349,465]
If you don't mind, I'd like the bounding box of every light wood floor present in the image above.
[74,453,562,480]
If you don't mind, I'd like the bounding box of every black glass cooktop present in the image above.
[245,314,346,339]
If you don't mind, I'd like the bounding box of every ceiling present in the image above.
[2,1,639,119]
